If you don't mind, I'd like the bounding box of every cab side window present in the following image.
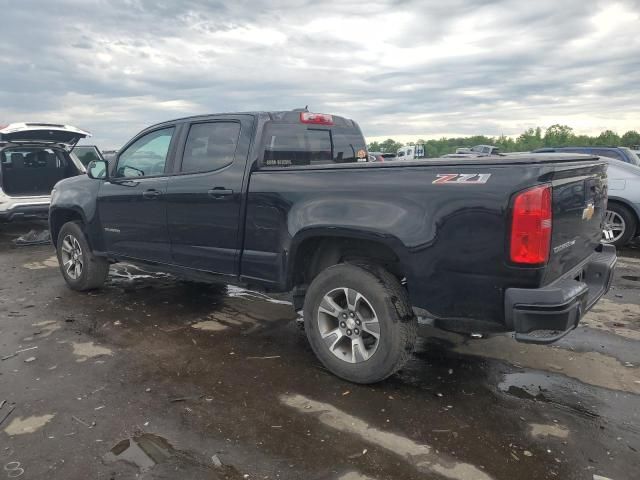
[181,122,241,173]
[116,127,174,178]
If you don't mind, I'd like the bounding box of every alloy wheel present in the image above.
[317,287,381,363]
[60,234,84,280]
[603,209,626,244]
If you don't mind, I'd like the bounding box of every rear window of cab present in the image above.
[262,124,366,167]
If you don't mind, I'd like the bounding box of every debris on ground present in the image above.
[211,455,223,467]
[72,415,96,428]
[2,346,38,361]
[24,357,36,363]
[0,402,16,427]
[13,229,52,246]
[169,395,204,403]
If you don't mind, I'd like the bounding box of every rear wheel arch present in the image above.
[287,232,408,303]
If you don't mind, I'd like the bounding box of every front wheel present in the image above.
[56,221,109,291]
[303,263,417,384]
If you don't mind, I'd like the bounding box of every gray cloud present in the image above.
[1,0,639,148]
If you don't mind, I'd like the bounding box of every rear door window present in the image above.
[181,122,241,173]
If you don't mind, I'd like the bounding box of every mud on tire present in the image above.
[303,262,417,384]
[56,221,109,291]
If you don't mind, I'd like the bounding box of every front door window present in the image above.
[116,127,174,178]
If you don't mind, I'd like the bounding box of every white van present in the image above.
[396,144,424,161]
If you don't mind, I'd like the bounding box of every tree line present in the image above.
[367,125,640,157]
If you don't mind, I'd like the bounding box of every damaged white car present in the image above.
[0,123,88,222]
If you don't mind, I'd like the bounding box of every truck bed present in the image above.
[243,153,607,328]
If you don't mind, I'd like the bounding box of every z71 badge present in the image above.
[432,173,491,184]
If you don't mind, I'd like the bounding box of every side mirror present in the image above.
[87,160,109,180]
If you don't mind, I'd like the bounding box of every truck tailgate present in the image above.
[542,161,608,284]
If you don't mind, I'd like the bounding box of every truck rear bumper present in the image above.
[504,244,616,344]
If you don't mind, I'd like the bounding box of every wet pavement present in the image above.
[1,221,638,480]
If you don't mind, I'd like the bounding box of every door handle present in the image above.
[208,188,234,199]
[142,189,162,199]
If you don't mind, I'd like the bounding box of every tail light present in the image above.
[300,112,333,125]
[510,184,552,265]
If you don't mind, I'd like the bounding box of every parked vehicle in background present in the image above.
[50,110,615,384]
[534,147,640,248]
[452,145,501,156]
[72,145,104,167]
[368,152,397,162]
[534,147,640,167]
[603,160,640,247]
[533,147,640,247]
[396,145,424,161]
[0,123,87,222]
[396,146,414,160]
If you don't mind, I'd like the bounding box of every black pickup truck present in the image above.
[49,110,616,383]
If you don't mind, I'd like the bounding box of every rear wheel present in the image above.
[56,221,109,291]
[603,203,637,248]
[303,263,417,384]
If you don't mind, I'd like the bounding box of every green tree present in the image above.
[366,125,634,158]
[595,130,621,146]
[621,130,640,148]
[544,124,574,147]
[515,127,543,151]
[379,138,403,153]
[367,141,382,152]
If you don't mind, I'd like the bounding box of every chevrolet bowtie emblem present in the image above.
[582,203,595,221]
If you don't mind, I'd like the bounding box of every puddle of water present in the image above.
[104,434,173,472]
[451,331,640,394]
[104,433,242,478]
[4,414,55,436]
[499,371,599,418]
[499,370,640,435]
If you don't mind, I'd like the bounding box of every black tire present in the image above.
[605,203,637,248]
[56,221,109,291]
[303,263,417,384]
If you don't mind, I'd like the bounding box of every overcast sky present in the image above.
[1,0,639,149]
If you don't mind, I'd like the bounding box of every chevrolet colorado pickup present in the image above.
[49,110,616,383]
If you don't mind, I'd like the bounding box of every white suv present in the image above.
[0,123,88,222]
